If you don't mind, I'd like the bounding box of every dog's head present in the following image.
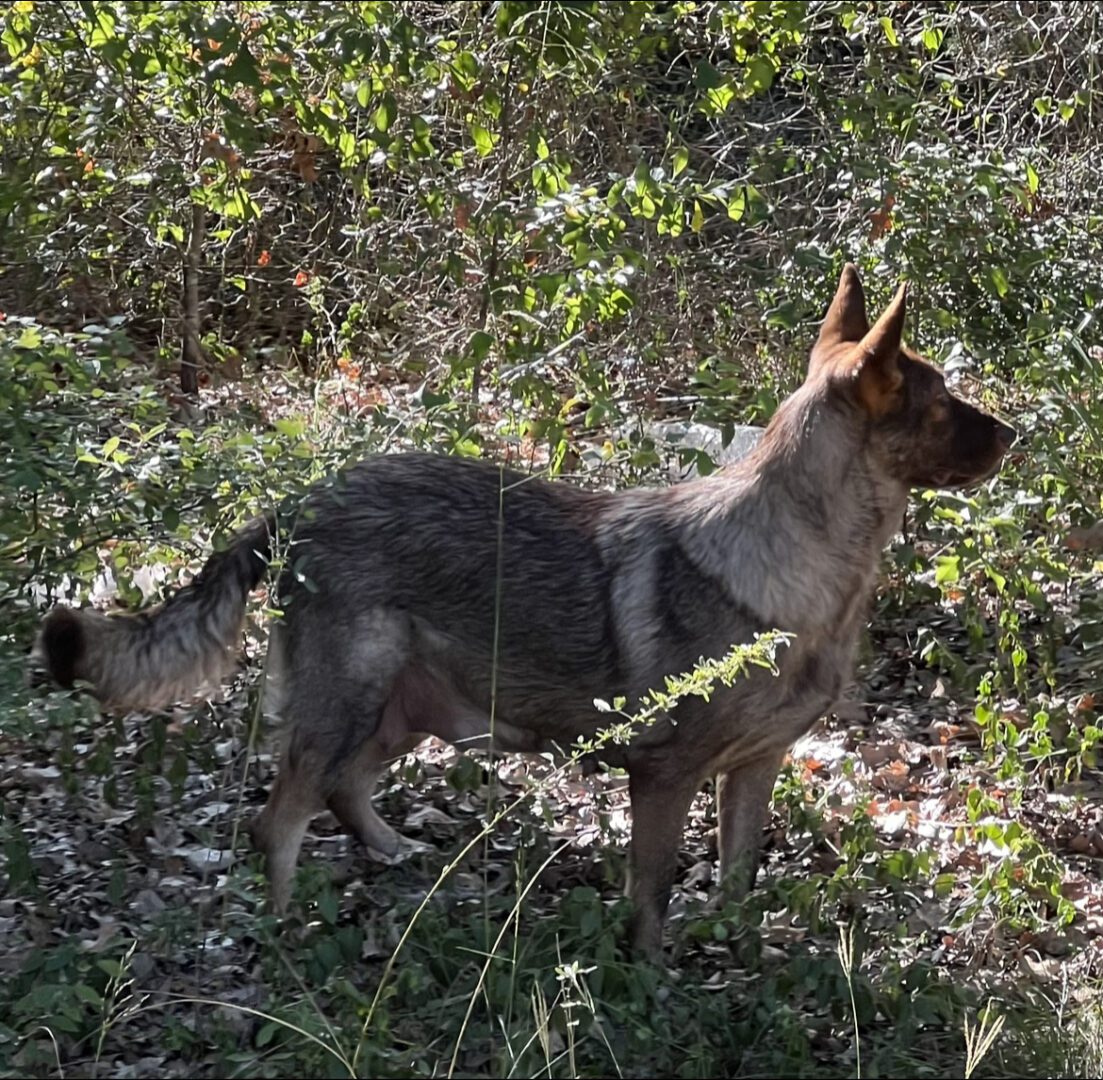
[807,264,1015,489]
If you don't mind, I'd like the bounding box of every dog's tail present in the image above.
[33,514,277,712]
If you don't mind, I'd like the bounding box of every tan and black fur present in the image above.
[32,265,1015,955]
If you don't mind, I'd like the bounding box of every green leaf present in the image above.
[356,82,370,108]
[102,436,120,459]
[221,189,258,221]
[96,959,124,979]
[694,60,722,90]
[74,983,104,1007]
[727,189,746,221]
[470,123,494,157]
[411,114,433,155]
[690,200,705,233]
[2,25,26,60]
[1025,162,1039,194]
[373,92,397,132]
[338,129,357,163]
[317,888,339,925]
[935,555,961,585]
[672,146,689,178]
[88,9,118,50]
[467,330,493,364]
[745,55,774,94]
[223,44,260,88]
[274,417,307,438]
[921,26,944,52]
[879,16,899,46]
[15,325,41,349]
[989,265,1010,298]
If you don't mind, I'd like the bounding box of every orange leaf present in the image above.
[83,159,95,174]
[294,270,311,287]
[868,194,896,241]
[257,250,271,267]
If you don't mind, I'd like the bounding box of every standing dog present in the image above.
[32,265,1014,954]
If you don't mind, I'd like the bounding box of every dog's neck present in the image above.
[686,389,908,636]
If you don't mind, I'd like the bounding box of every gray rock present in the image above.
[645,420,763,481]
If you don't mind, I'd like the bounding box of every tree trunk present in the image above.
[180,200,205,395]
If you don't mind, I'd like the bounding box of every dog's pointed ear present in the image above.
[846,281,908,416]
[813,264,869,363]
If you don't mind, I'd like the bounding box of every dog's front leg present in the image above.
[716,749,787,897]
[626,772,698,957]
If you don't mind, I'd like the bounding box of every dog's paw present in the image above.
[364,834,434,865]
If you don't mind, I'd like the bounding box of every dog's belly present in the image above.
[378,661,595,758]
[373,621,853,781]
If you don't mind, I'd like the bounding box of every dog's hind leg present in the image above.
[326,732,426,860]
[716,748,787,898]
[250,747,328,913]
[251,609,415,911]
